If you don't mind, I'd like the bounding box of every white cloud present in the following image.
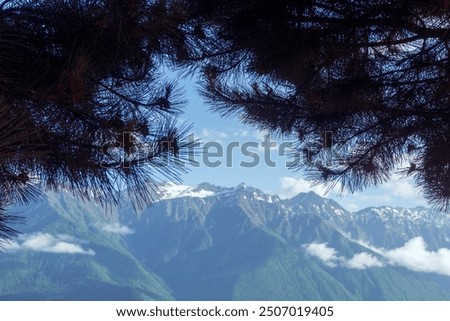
[279,175,420,203]
[277,177,339,199]
[357,193,393,203]
[233,129,249,138]
[49,242,93,254]
[278,177,318,198]
[342,202,360,212]
[201,128,229,142]
[381,175,424,200]
[253,130,270,142]
[341,175,427,209]
[305,242,383,270]
[304,237,450,276]
[6,233,94,255]
[382,237,450,276]
[304,242,340,267]
[345,252,384,269]
[101,223,134,235]
[277,171,429,210]
[202,128,210,138]
[2,240,20,251]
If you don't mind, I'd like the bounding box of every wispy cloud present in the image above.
[344,252,384,269]
[5,233,95,255]
[380,174,426,202]
[343,203,360,212]
[278,172,428,210]
[252,129,270,142]
[233,129,249,138]
[101,223,134,235]
[277,176,340,199]
[304,237,450,276]
[201,128,229,143]
[304,242,383,269]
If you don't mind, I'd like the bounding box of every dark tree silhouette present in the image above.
[2,0,450,243]
[0,0,192,243]
[169,0,450,211]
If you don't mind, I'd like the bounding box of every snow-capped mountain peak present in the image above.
[157,182,279,203]
[158,182,216,200]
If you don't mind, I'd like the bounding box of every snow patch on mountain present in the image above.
[158,182,278,203]
[158,182,216,200]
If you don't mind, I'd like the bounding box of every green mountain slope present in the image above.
[0,192,173,300]
[1,184,450,300]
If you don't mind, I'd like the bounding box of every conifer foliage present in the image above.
[1,0,450,242]
[0,0,189,242]
[171,0,450,211]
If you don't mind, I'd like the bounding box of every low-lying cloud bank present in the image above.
[100,223,134,235]
[4,233,95,255]
[304,237,450,276]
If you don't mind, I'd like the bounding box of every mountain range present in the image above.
[1,182,450,300]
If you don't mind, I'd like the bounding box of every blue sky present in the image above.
[166,71,429,211]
